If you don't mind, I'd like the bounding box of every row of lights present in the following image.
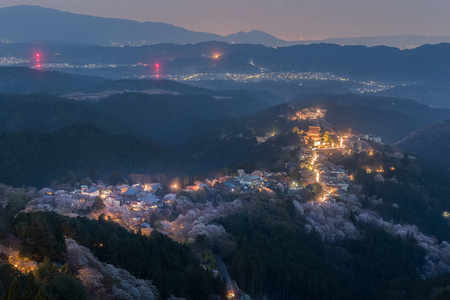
[32,51,221,72]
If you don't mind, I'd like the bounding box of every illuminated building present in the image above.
[306,126,321,142]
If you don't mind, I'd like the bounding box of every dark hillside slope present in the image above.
[0,92,269,144]
[0,67,106,94]
[396,120,450,168]
[0,123,182,187]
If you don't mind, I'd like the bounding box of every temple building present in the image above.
[306,126,321,141]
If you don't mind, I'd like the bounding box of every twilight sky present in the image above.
[0,0,447,40]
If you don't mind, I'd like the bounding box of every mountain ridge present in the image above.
[1,5,450,48]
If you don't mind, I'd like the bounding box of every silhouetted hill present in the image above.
[0,6,294,47]
[0,5,222,45]
[0,67,106,94]
[1,6,450,47]
[91,92,269,144]
[396,120,450,168]
[0,68,284,105]
[0,67,217,95]
[224,30,291,46]
[320,34,450,49]
[0,103,295,187]
[265,43,450,83]
[0,93,131,133]
[0,123,183,187]
[228,33,450,48]
[180,105,294,170]
[0,92,269,145]
[377,83,450,108]
[1,92,145,134]
[100,79,213,95]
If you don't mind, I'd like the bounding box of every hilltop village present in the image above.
[22,109,385,237]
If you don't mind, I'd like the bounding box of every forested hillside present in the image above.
[0,91,269,145]
[0,124,182,187]
[396,120,450,168]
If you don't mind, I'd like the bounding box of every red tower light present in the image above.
[36,53,40,57]
[155,63,160,68]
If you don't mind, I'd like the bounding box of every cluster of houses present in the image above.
[289,108,326,121]
[360,134,382,144]
[83,183,168,211]
[320,168,351,191]
[25,182,168,214]
[294,148,352,192]
[27,171,296,217]
[206,169,291,195]
[25,187,93,213]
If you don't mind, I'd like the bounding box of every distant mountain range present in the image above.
[1,5,450,48]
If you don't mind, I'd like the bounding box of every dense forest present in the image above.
[213,197,426,300]
[397,120,450,168]
[0,123,183,187]
[11,212,226,299]
[329,149,450,241]
[0,91,269,145]
[0,122,297,188]
[0,189,225,299]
